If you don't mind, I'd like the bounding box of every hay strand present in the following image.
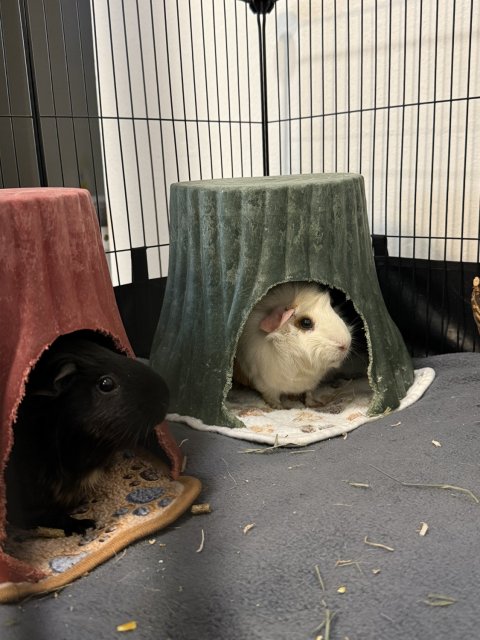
[364,536,395,552]
[196,529,205,553]
[369,465,479,503]
[314,564,326,591]
[423,593,457,607]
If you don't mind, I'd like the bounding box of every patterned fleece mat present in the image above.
[0,449,201,603]
[168,368,436,446]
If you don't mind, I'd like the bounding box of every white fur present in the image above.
[235,282,352,408]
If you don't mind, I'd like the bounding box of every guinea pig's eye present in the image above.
[298,316,314,330]
[97,376,117,393]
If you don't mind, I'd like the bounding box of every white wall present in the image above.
[91,0,480,285]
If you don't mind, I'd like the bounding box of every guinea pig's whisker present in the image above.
[347,318,364,332]
[333,300,350,311]
[348,342,365,359]
[130,424,152,450]
[133,430,143,449]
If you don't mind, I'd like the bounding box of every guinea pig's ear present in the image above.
[260,306,295,333]
[52,362,78,394]
[33,362,78,397]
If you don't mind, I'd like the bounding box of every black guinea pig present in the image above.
[5,333,170,536]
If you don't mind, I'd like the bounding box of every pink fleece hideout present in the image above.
[0,188,185,587]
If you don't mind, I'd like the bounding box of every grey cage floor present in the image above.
[1,352,479,640]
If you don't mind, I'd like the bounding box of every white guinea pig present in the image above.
[234,281,352,409]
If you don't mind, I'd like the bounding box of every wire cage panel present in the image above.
[0,1,41,188]
[90,0,268,285]
[0,116,40,187]
[18,0,105,214]
[0,0,478,354]
[88,0,480,284]
[266,1,480,263]
[0,2,31,117]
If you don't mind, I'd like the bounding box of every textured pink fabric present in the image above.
[0,188,181,584]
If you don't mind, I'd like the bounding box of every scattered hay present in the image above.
[423,593,457,607]
[335,559,363,574]
[196,529,205,553]
[116,621,137,632]
[370,465,479,503]
[191,503,212,515]
[312,565,336,639]
[364,536,394,552]
[346,481,370,488]
[314,564,326,591]
[313,608,336,640]
[239,434,315,455]
[239,435,285,454]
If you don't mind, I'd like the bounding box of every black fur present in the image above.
[6,333,169,535]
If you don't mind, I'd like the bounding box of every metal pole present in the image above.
[240,0,278,176]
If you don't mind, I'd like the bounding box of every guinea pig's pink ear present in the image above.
[33,362,78,397]
[259,306,295,333]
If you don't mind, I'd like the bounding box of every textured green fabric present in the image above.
[150,174,414,429]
